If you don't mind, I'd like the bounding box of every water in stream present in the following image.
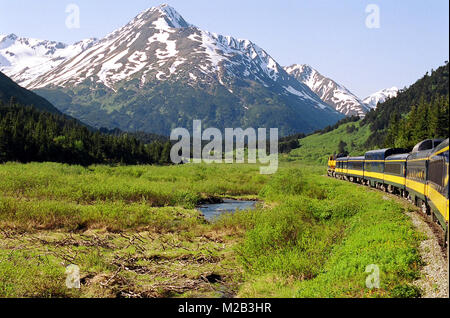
[198,199,257,221]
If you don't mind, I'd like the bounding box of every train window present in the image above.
[349,161,363,170]
[385,163,402,175]
[372,162,382,173]
[419,140,433,151]
[428,159,444,186]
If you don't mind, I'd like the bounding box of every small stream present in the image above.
[197,199,257,221]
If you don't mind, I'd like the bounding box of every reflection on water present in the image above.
[198,199,257,221]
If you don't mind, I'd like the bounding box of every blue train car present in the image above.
[346,156,365,183]
[335,156,349,180]
[364,148,406,188]
[329,139,449,247]
[425,139,449,233]
[383,153,409,196]
[406,149,433,204]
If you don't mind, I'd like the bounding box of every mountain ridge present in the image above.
[363,87,399,109]
[0,33,97,88]
[0,4,403,127]
[23,4,343,136]
[284,64,370,117]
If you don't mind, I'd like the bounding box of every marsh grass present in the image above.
[0,162,423,298]
[235,167,423,298]
[0,162,268,231]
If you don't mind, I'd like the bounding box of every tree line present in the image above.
[363,62,449,148]
[384,94,449,149]
[0,101,172,166]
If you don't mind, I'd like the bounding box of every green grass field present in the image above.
[0,161,424,298]
[288,122,371,164]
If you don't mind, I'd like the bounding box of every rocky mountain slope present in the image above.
[0,34,97,88]
[284,64,370,117]
[7,4,343,136]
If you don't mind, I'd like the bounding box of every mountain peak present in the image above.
[0,33,18,43]
[363,87,399,109]
[286,64,311,71]
[9,5,343,136]
[387,86,399,92]
[135,4,192,29]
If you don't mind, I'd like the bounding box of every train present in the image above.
[328,138,449,246]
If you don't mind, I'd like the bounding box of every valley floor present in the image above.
[0,162,441,298]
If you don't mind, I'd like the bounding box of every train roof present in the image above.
[430,138,449,156]
[336,156,349,161]
[348,156,365,161]
[365,148,390,155]
[412,139,444,153]
[386,153,410,161]
[433,138,449,151]
[365,148,408,160]
[408,149,433,160]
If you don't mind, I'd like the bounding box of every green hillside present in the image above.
[287,121,371,164]
[363,62,449,148]
[0,71,61,115]
[287,62,449,164]
[34,79,343,137]
[0,102,172,165]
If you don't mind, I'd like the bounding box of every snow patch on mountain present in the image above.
[0,34,97,87]
[285,64,370,117]
[16,5,332,113]
[363,87,399,109]
[1,4,337,118]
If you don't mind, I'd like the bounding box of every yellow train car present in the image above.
[364,148,406,188]
[406,149,432,205]
[425,139,449,234]
[327,155,336,177]
[384,153,409,196]
[335,156,348,180]
[328,139,449,246]
[346,156,365,183]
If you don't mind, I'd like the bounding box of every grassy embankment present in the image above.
[287,121,371,164]
[0,161,423,298]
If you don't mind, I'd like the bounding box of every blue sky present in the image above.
[0,0,448,97]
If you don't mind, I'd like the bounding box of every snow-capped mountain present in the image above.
[284,64,370,117]
[27,4,330,105]
[5,4,344,135]
[0,34,97,88]
[363,87,399,109]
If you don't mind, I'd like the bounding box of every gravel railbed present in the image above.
[407,210,448,298]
